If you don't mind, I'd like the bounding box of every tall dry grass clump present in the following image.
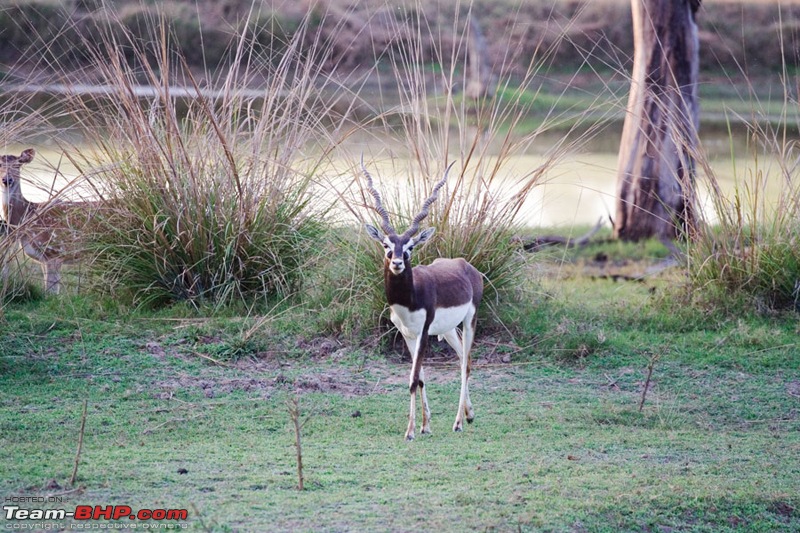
[330,1,614,331]
[58,9,352,308]
[689,125,800,312]
[688,81,800,312]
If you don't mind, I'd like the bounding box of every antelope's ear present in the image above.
[18,148,35,164]
[412,227,436,248]
[365,224,384,242]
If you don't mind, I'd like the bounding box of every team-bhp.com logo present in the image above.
[4,504,188,528]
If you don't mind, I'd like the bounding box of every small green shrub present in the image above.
[83,153,325,308]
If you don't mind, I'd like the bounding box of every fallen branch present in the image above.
[589,256,681,285]
[590,273,647,283]
[518,218,605,252]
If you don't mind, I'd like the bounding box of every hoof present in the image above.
[453,424,463,433]
[405,433,415,441]
[421,427,432,435]
[467,416,474,424]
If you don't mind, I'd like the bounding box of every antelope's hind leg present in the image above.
[462,314,477,424]
[442,328,471,432]
[418,366,432,434]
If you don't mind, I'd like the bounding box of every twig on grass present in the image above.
[190,350,231,367]
[287,395,313,491]
[639,353,660,412]
[69,400,88,487]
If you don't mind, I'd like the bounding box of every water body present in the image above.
[4,85,795,229]
[13,135,792,230]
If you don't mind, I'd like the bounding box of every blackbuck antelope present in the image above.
[1,148,85,294]
[362,160,483,441]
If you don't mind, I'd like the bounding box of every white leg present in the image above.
[404,335,421,441]
[419,365,431,434]
[406,380,416,441]
[402,334,433,437]
[43,260,62,295]
[442,329,469,432]
[0,237,8,282]
[462,319,476,424]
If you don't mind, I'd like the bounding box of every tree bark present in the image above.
[614,0,701,241]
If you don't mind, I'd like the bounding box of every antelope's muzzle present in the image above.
[389,258,405,275]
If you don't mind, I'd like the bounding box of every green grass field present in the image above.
[1,1,799,530]
[2,247,798,532]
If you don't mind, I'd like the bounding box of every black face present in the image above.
[381,235,414,275]
[365,224,436,276]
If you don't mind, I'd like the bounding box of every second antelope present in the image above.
[1,148,86,294]
[362,159,483,441]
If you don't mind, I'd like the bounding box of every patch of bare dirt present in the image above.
[153,359,380,400]
[294,336,344,358]
[146,332,519,400]
[145,341,167,359]
[292,373,370,397]
[153,375,275,400]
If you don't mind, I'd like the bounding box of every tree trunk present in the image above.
[614,0,701,241]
